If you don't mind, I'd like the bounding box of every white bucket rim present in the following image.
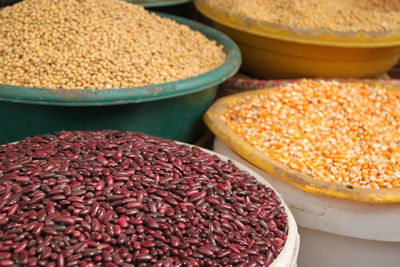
[214,137,400,243]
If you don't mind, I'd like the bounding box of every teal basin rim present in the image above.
[124,0,191,8]
[0,13,241,106]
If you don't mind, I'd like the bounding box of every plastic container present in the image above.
[0,13,241,144]
[204,79,400,204]
[5,137,300,266]
[214,138,400,267]
[196,145,300,267]
[194,0,400,78]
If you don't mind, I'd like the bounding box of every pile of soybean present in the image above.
[0,131,288,266]
[214,0,400,32]
[0,0,226,89]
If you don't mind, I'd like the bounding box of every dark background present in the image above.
[0,0,21,7]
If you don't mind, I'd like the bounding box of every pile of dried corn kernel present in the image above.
[213,0,400,32]
[0,0,225,89]
[224,80,400,189]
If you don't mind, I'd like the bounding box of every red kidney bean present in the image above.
[14,240,28,253]
[102,250,112,262]
[80,220,91,232]
[0,259,14,266]
[0,131,288,266]
[113,225,122,236]
[117,218,128,228]
[141,241,155,249]
[135,253,152,262]
[73,243,88,254]
[57,254,65,267]
[112,252,123,265]
[67,253,82,261]
[53,216,75,226]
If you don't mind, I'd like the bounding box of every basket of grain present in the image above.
[0,0,241,144]
[195,0,400,78]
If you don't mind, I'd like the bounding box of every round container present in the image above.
[0,13,241,144]
[214,138,400,267]
[4,136,299,266]
[194,0,400,78]
[204,79,400,204]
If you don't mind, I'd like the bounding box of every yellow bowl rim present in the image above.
[195,0,400,48]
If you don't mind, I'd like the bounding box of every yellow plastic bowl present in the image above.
[204,79,400,204]
[195,0,400,79]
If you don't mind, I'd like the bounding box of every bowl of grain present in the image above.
[205,78,400,203]
[195,0,400,78]
[0,0,241,144]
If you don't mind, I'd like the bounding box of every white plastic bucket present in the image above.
[196,145,300,267]
[214,138,400,267]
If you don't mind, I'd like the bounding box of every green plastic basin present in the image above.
[0,13,241,144]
